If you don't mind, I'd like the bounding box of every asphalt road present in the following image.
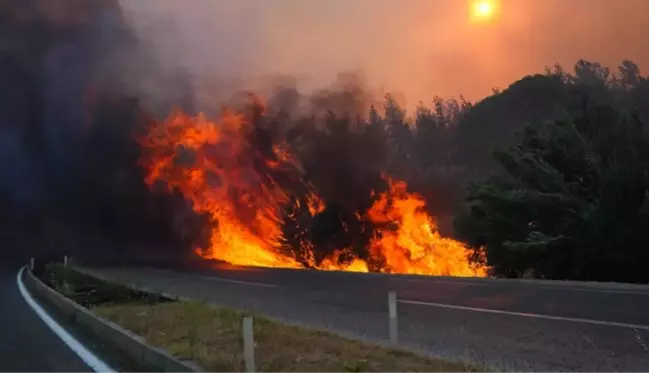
[83,261,649,372]
[0,263,92,372]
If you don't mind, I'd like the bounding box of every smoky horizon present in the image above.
[120,0,649,108]
[1,0,648,283]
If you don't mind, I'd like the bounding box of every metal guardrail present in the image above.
[21,265,202,372]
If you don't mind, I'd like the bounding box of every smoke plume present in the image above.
[120,0,649,108]
[1,0,647,266]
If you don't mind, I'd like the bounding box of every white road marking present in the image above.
[399,299,649,330]
[201,276,277,288]
[16,267,115,373]
[141,268,277,288]
[401,277,649,296]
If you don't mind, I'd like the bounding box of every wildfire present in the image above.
[138,100,487,277]
[367,178,487,276]
[139,106,301,269]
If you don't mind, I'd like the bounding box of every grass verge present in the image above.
[42,263,171,308]
[46,264,481,372]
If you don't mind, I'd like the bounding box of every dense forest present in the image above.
[280,60,649,282]
[453,63,649,283]
[2,0,648,282]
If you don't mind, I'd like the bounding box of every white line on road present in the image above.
[16,267,115,373]
[401,277,649,296]
[399,299,649,330]
[142,268,277,288]
[201,276,277,288]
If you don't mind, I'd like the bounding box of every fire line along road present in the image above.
[81,261,649,372]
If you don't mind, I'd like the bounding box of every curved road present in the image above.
[83,260,649,372]
[0,262,97,372]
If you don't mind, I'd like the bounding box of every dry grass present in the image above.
[94,301,479,372]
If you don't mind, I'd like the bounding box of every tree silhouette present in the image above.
[455,103,649,282]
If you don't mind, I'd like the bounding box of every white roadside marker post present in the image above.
[30,257,34,271]
[243,317,255,372]
[64,255,68,267]
[388,291,398,344]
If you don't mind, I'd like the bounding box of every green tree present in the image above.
[455,103,649,282]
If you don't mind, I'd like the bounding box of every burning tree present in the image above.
[138,95,487,276]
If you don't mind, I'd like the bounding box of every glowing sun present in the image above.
[470,0,498,22]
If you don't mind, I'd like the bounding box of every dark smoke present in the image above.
[0,0,206,263]
[5,0,643,272]
[0,0,406,267]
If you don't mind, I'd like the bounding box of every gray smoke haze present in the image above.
[0,0,205,262]
[119,0,649,110]
[2,0,648,263]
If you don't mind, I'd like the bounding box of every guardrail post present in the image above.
[388,291,398,344]
[243,317,255,372]
[30,257,34,271]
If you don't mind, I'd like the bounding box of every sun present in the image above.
[470,0,498,22]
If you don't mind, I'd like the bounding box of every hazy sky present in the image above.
[120,0,649,107]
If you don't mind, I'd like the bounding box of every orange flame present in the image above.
[139,104,487,277]
[139,107,300,268]
[306,192,326,217]
[367,177,488,276]
[317,249,370,273]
